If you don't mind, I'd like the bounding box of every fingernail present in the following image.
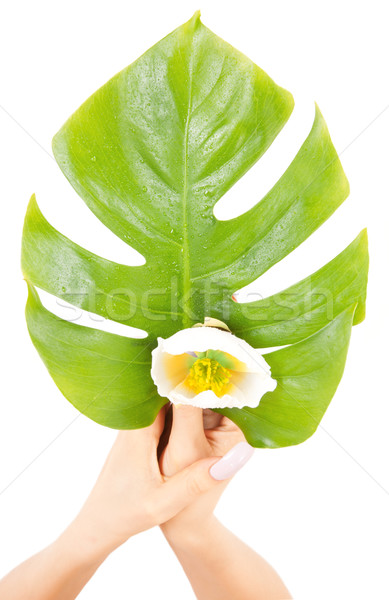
[209,442,254,481]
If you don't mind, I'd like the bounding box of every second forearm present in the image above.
[0,518,112,600]
[162,517,291,600]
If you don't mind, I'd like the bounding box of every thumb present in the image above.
[155,442,254,523]
[169,405,207,451]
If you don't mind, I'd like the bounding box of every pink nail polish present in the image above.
[209,442,254,481]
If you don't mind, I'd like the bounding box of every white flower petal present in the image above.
[159,327,270,375]
[150,325,277,410]
[231,372,277,408]
[170,382,248,409]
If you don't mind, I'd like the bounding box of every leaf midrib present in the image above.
[181,40,195,328]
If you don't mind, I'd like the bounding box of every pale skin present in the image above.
[0,405,291,600]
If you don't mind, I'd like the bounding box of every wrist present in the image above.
[161,514,220,551]
[56,514,118,570]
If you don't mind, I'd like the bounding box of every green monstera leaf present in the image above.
[22,12,368,447]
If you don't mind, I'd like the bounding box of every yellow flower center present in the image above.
[186,357,231,397]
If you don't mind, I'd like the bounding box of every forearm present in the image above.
[0,517,114,600]
[162,516,291,600]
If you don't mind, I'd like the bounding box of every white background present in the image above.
[1,1,388,598]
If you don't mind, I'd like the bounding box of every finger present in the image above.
[148,405,167,442]
[170,405,207,449]
[217,414,244,433]
[155,442,254,523]
[135,405,167,442]
[203,408,223,430]
[113,407,167,458]
[206,428,246,458]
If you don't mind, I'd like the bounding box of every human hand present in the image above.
[0,408,252,600]
[158,408,292,600]
[65,409,235,562]
[159,405,254,544]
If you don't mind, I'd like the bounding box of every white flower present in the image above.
[151,319,277,410]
